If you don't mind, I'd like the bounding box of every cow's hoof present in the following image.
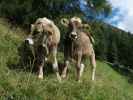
[57,76,62,82]
[58,76,62,82]
[61,74,67,79]
[38,75,43,79]
[91,77,95,81]
[77,79,82,83]
[76,77,81,83]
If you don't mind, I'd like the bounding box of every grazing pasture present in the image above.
[0,19,133,100]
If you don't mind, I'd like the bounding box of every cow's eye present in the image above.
[48,24,52,28]
[37,22,41,24]
[75,21,78,25]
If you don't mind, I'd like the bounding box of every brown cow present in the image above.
[25,17,61,81]
[61,17,96,81]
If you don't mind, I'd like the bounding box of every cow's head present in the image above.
[61,17,90,40]
[26,17,54,55]
[31,17,54,36]
[61,17,82,40]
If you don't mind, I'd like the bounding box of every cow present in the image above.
[25,17,61,81]
[61,17,96,82]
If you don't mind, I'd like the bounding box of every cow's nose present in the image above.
[71,34,76,38]
[70,32,77,39]
[25,38,34,45]
[71,32,77,35]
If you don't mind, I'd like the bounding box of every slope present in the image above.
[0,18,133,100]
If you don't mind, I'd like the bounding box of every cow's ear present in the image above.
[31,24,35,29]
[82,24,91,29]
[30,24,35,34]
[74,21,82,28]
[47,23,53,28]
[60,18,69,27]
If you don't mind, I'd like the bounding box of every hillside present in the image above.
[0,19,133,100]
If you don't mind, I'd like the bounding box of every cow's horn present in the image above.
[60,18,69,27]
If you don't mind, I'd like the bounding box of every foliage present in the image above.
[89,21,133,69]
[87,0,112,16]
[0,0,112,27]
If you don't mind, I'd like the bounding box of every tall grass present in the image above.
[0,18,133,100]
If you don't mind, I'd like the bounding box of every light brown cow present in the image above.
[61,17,96,81]
[25,17,61,81]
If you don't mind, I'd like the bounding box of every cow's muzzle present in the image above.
[70,32,78,39]
[25,38,34,45]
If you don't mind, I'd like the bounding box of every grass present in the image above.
[0,18,133,100]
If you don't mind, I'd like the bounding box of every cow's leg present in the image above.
[61,40,70,79]
[80,63,85,79]
[90,51,96,80]
[38,61,44,79]
[61,60,69,79]
[52,47,61,81]
[76,52,82,82]
[36,46,45,79]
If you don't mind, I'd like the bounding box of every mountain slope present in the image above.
[0,19,133,100]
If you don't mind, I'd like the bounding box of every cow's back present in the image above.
[51,24,60,45]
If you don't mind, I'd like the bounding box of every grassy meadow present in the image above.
[0,19,133,100]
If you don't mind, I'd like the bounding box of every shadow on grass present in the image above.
[7,41,65,76]
[107,62,133,84]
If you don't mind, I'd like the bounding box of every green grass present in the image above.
[0,18,133,100]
